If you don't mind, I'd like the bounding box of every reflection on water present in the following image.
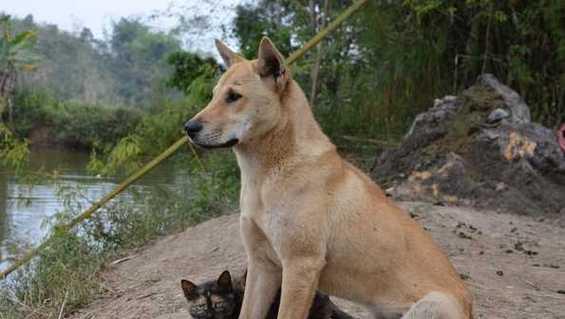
[0,148,180,271]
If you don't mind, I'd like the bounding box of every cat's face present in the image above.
[181,271,238,319]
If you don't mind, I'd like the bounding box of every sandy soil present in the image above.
[68,202,565,319]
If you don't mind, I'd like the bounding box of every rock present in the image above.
[405,95,460,139]
[477,74,531,124]
[558,124,565,152]
[495,182,507,192]
[373,75,565,215]
[487,108,510,124]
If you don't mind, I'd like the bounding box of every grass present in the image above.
[0,151,239,319]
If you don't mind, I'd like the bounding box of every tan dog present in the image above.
[184,38,473,319]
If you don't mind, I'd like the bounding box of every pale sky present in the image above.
[1,0,242,54]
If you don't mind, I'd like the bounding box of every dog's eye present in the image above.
[226,90,242,103]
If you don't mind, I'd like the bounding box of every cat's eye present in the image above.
[225,90,242,103]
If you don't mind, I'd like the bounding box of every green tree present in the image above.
[232,0,565,142]
[0,14,38,122]
[109,18,182,106]
[166,51,218,93]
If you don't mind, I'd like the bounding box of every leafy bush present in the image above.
[0,122,29,172]
[11,89,143,149]
[167,51,219,92]
[88,55,219,176]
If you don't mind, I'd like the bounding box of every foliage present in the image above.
[2,14,186,159]
[393,0,564,127]
[86,153,239,250]
[167,51,218,92]
[89,54,219,176]
[232,0,408,144]
[1,231,106,317]
[0,150,238,318]
[0,15,38,89]
[233,0,564,144]
[233,1,307,59]
[0,14,38,126]
[11,89,143,150]
[0,122,29,172]
[7,15,182,108]
[108,18,182,106]
[0,16,33,172]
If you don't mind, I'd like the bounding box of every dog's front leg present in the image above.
[239,217,281,319]
[239,260,281,319]
[277,258,325,319]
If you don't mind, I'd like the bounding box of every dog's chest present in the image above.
[240,177,292,247]
[241,185,287,221]
[239,169,285,215]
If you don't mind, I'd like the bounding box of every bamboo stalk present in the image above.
[0,0,370,280]
[286,0,368,64]
[1,136,189,279]
[57,291,69,319]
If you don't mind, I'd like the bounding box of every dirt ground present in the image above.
[69,202,565,319]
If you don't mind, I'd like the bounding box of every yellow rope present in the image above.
[0,0,369,280]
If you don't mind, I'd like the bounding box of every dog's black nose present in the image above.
[184,120,203,138]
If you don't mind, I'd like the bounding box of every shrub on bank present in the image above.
[11,89,143,150]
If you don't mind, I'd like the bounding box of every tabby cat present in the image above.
[181,270,354,319]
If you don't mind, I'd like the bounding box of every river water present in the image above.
[0,148,180,271]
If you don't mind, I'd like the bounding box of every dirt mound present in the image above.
[68,203,565,319]
[373,74,565,215]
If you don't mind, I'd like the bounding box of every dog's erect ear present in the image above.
[256,37,289,90]
[215,39,240,67]
[217,270,233,292]
[181,279,198,300]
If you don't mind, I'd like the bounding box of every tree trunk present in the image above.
[0,69,16,123]
[0,72,8,119]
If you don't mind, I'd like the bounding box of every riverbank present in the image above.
[0,147,188,272]
[0,147,239,318]
[10,90,143,151]
[67,202,565,319]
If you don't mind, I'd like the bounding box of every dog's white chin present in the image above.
[193,138,239,149]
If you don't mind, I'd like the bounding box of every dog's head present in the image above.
[184,37,291,148]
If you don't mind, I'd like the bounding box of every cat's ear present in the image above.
[217,270,233,292]
[181,279,198,300]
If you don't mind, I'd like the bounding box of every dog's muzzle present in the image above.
[184,119,239,149]
[184,119,203,139]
